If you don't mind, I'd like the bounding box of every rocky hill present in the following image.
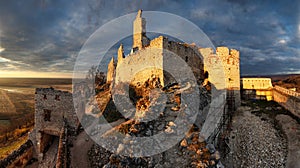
[272,74,300,93]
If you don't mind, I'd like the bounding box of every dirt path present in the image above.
[70,131,94,168]
[70,119,126,168]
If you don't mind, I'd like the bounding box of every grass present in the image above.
[0,135,28,159]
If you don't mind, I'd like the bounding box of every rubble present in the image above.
[224,106,287,168]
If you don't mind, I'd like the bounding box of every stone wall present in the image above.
[241,78,273,101]
[273,85,300,118]
[199,47,241,109]
[34,88,78,133]
[115,46,164,86]
[116,35,204,87]
[242,78,273,90]
[0,140,33,168]
[166,41,204,82]
[56,126,68,168]
[30,88,78,161]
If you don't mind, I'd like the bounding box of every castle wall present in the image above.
[242,78,273,90]
[273,85,300,118]
[166,41,204,83]
[30,88,78,161]
[199,47,241,109]
[116,35,205,87]
[115,46,164,86]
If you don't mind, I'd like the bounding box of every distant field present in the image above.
[0,78,73,157]
[0,78,72,94]
[0,77,72,130]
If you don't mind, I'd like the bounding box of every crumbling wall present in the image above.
[116,35,204,87]
[34,88,78,132]
[132,10,149,51]
[166,41,204,82]
[106,57,115,83]
[30,88,78,161]
[273,85,300,118]
[115,47,164,86]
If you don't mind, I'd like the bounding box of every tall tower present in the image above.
[217,47,241,109]
[132,10,149,51]
[117,44,124,66]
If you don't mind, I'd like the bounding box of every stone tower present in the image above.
[199,47,241,110]
[217,47,241,109]
[132,10,149,51]
[29,88,78,161]
[117,44,124,66]
[107,57,115,83]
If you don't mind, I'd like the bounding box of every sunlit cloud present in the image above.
[0,56,30,66]
[278,39,287,44]
[0,56,11,62]
[0,46,4,53]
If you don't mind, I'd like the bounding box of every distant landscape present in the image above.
[0,78,72,159]
[0,75,298,160]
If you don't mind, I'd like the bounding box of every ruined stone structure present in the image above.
[106,57,115,83]
[114,10,205,87]
[241,78,273,101]
[273,85,300,118]
[240,78,300,117]
[29,88,79,162]
[199,47,241,109]
[242,78,273,90]
[132,10,150,51]
[21,10,243,167]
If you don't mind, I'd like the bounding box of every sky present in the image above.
[0,0,299,78]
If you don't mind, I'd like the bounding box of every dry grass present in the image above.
[0,135,28,159]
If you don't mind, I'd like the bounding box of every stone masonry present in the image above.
[29,88,78,161]
[199,47,241,109]
[114,10,205,87]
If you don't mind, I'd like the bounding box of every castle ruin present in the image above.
[29,88,79,162]
[26,10,242,167]
[109,10,241,109]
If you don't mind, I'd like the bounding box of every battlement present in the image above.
[274,85,300,98]
[199,46,241,108]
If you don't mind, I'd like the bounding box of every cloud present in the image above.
[0,47,4,53]
[0,0,299,76]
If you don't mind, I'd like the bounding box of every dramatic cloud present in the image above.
[0,0,299,77]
